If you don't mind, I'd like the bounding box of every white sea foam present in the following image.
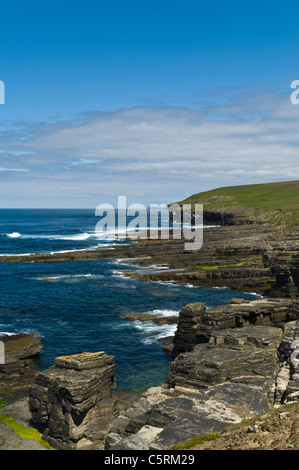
[147,265,169,270]
[133,321,177,345]
[49,246,116,255]
[0,252,34,257]
[22,232,93,241]
[63,232,90,241]
[37,274,93,281]
[6,232,21,238]
[8,231,124,242]
[249,292,264,298]
[130,309,180,345]
[143,309,180,317]
[112,270,128,280]
[0,244,117,257]
[156,280,177,286]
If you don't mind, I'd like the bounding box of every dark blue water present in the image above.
[0,209,260,390]
[0,209,131,255]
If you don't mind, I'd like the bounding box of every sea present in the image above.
[0,209,260,390]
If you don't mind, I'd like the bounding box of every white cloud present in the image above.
[0,86,298,207]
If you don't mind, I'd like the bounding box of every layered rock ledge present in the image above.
[0,333,43,392]
[104,298,299,450]
[172,298,298,357]
[28,352,117,450]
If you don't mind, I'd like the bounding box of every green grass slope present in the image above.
[178,180,299,229]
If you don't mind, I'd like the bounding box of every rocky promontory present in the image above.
[171,298,298,357]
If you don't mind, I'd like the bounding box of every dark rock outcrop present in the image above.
[267,252,299,299]
[124,314,179,325]
[272,319,299,404]
[172,298,299,357]
[22,298,299,451]
[0,333,43,392]
[29,352,117,450]
[167,325,281,390]
[170,303,206,356]
[105,298,299,450]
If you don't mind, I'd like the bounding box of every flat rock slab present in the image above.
[0,333,43,360]
[111,425,163,450]
[108,385,266,451]
[55,351,114,371]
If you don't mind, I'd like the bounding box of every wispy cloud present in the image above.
[0,167,29,172]
[0,86,298,207]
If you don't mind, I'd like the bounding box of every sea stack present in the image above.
[28,351,117,450]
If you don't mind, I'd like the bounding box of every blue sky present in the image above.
[0,0,299,207]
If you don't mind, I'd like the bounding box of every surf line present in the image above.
[95,195,203,251]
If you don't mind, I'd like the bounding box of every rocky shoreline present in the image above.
[0,220,298,450]
[0,223,297,297]
[1,296,294,450]
[103,297,299,450]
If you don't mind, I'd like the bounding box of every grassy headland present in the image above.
[177,180,299,229]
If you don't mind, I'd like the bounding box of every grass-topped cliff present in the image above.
[177,180,299,229]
